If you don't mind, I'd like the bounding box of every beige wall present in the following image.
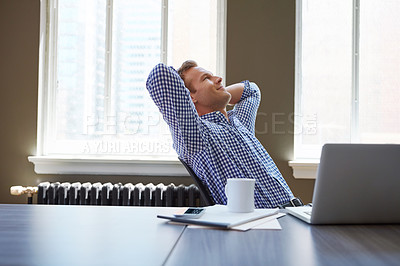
[226,0,315,202]
[0,0,314,204]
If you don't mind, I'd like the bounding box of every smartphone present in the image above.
[173,207,205,219]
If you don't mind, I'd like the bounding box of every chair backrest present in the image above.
[179,158,215,206]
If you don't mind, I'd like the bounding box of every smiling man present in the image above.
[146,60,300,208]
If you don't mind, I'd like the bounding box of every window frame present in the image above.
[290,0,360,179]
[29,0,227,176]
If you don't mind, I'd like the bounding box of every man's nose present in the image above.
[214,76,222,84]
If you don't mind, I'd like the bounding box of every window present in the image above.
[291,0,400,178]
[294,0,400,160]
[30,0,226,175]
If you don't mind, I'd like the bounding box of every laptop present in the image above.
[287,144,400,224]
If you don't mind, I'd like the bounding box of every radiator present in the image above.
[13,182,204,207]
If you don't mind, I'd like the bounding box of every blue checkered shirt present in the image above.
[146,63,294,208]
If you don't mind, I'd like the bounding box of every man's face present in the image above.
[184,67,231,113]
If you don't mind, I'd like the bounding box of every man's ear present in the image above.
[190,93,197,104]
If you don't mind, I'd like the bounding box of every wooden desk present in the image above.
[0,204,185,265]
[1,205,399,266]
[167,214,400,266]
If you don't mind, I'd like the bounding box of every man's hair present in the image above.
[177,60,198,91]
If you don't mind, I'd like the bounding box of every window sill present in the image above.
[288,160,319,179]
[28,156,318,178]
[28,156,188,176]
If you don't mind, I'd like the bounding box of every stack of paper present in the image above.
[157,205,284,231]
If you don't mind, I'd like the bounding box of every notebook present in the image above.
[287,144,400,224]
[157,205,279,229]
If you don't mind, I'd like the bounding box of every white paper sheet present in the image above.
[231,213,285,231]
[160,205,279,229]
[185,212,285,231]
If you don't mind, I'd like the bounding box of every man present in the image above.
[146,60,299,208]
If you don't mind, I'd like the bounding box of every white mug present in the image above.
[225,178,255,213]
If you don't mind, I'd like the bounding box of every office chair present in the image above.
[178,158,215,206]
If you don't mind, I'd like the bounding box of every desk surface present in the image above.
[0,204,185,266]
[1,204,399,266]
[167,213,400,266]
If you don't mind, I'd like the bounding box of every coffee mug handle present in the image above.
[225,181,229,197]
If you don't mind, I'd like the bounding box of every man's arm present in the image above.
[231,81,261,134]
[226,83,245,105]
[146,63,204,157]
